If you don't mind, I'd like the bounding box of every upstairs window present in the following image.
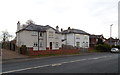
[40,32,43,37]
[49,31,54,38]
[76,34,80,39]
[32,32,37,36]
[55,42,59,48]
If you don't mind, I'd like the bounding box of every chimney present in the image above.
[68,27,71,30]
[17,21,20,31]
[61,28,63,32]
[56,25,59,31]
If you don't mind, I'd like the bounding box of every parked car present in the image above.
[111,48,120,53]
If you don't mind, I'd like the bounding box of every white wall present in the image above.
[74,34,89,48]
[66,33,75,46]
[16,31,46,50]
[46,28,62,50]
[16,30,37,47]
[62,33,89,48]
[16,28,62,50]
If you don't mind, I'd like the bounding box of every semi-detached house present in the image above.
[16,21,62,51]
[16,21,90,52]
[62,28,90,48]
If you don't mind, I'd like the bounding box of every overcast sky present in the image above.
[0,0,119,41]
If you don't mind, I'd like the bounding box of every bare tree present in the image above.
[1,31,13,49]
[1,31,13,42]
[26,19,35,25]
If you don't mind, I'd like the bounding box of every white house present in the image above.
[16,21,62,51]
[61,28,90,48]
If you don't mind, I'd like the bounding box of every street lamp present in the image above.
[110,24,113,45]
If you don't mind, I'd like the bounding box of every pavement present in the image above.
[2,49,29,61]
[1,49,97,63]
[1,49,106,64]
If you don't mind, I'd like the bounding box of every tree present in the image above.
[1,31,13,49]
[26,20,35,25]
[1,31,12,42]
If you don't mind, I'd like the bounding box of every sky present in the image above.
[0,0,119,41]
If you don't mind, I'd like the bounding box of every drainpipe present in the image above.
[38,31,39,51]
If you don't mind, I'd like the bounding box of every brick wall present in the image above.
[28,48,80,56]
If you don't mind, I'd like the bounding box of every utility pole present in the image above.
[110,24,113,45]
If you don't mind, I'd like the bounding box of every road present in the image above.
[2,52,119,74]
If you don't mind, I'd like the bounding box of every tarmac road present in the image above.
[2,52,119,74]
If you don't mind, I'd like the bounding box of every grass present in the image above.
[30,53,80,58]
[88,49,99,52]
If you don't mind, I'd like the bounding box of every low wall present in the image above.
[28,48,80,56]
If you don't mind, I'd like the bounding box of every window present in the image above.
[76,42,80,47]
[39,42,42,47]
[84,36,88,40]
[40,32,42,37]
[32,32,37,36]
[55,42,59,48]
[33,42,38,47]
[86,42,88,47]
[76,34,80,39]
[49,31,54,38]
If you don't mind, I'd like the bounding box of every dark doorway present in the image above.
[13,44,16,51]
[50,42,52,50]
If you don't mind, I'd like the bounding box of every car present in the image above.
[111,48,120,53]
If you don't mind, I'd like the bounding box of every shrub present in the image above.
[95,44,111,52]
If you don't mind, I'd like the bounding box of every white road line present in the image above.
[51,63,62,66]
[2,65,49,74]
[2,55,113,74]
[61,61,69,64]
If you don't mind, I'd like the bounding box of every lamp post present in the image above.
[110,24,113,45]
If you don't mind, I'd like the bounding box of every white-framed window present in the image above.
[76,34,80,39]
[84,36,88,40]
[39,32,43,37]
[39,42,43,47]
[86,42,88,47]
[76,42,80,47]
[49,31,54,38]
[55,42,59,48]
[32,32,37,36]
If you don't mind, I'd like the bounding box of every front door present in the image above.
[50,42,52,50]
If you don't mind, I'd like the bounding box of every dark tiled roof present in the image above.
[90,35,102,38]
[62,29,90,35]
[17,23,60,33]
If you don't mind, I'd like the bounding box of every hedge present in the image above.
[95,44,111,52]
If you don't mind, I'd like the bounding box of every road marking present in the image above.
[2,55,113,73]
[51,63,62,66]
[2,65,49,74]
[61,61,69,64]
[89,58,99,60]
